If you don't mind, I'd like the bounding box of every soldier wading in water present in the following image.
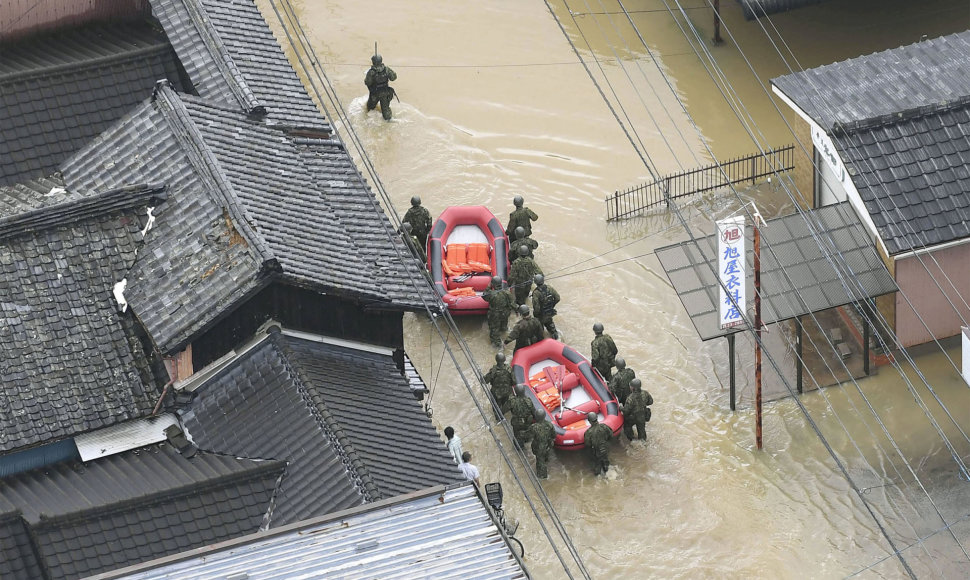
[365,54,397,120]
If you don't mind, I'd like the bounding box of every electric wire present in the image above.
[654,0,968,567]
[546,0,964,574]
[267,2,593,577]
[644,0,970,568]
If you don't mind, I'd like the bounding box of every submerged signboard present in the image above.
[717,216,746,329]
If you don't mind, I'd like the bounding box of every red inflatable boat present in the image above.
[511,338,623,450]
[427,206,510,315]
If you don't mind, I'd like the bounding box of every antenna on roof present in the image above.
[375,41,378,56]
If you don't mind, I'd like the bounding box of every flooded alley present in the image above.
[267,0,970,577]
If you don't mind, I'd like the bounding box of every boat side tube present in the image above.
[486,216,509,281]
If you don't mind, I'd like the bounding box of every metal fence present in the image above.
[606,144,795,221]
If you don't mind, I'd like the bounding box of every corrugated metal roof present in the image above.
[655,202,897,341]
[75,414,179,462]
[102,484,528,580]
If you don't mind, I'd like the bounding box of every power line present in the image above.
[266,2,594,577]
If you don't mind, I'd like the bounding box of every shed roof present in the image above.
[655,202,897,341]
[0,184,165,453]
[96,484,528,580]
[772,30,970,130]
[149,0,329,134]
[0,21,184,186]
[181,329,463,527]
[0,443,285,580]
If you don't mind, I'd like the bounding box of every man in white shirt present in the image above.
[445,426,463,465]
[459,451,481,487]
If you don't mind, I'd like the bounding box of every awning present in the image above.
[656,202,897,341]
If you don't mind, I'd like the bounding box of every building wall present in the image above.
[0,0,147,40]
[788,117,815,211]
[191,283,406,370]
[894,243,970,347]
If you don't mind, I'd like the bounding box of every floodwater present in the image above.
[273,0,970,577]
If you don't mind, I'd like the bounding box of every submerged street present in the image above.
[276,0,970,577]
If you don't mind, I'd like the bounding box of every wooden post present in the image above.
[713,0,723,44]
[728,333,736,411]
[754,223,763,450]
[796,317,803,394]
[863,312,871,376]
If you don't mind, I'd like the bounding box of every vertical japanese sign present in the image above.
[717,216,746,329]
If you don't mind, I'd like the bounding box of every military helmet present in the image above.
[515,383,526,396]
[631,378,642,390]
[593,322,604,335]
[491,275,502,288]
[534,274,544,286]
[534,407,545,421]
[517,244,530,257]
[401,222,412,233]
[495,352,506,364]
[518,304,530,317]
[514,226,526,239]
[372,54,383,66]
[615,357,625,370]
[513,195,524,207]
[587,412,598,423]
[410,195,421,206]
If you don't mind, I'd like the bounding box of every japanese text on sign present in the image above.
[717,216,746,329]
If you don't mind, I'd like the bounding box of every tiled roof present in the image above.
[833,103,970,255]
[0,511,42,580]
[0,22,184,186]
[0,184,165,453]
[0,443,285,580]
[772,31,970,129]
[181,329,462,527]
[0,175,77,216]
[61,94,270,354]
[61,85,436,353]
[149,0,329,134]
[111,484,529,580]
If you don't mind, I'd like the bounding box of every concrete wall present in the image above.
[895,242,970,347]
[0,0,147,41]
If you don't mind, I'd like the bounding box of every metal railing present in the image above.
[606,144,795,221]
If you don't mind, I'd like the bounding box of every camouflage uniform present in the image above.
[484,361,515,416]
[509,255,542,306]
[509,392,535,450]
[608,367,635,405]
[531,281,560,340]
[506,314,544,352]
[584,418,613,476]
[506,206,539,237]
[405,231,426,264]
[529,415,556,479]
[591,332,618,380]
[482,284,515,347]
[623,384,654,441]
[510,230,538,263]
[365,60,398,120]
[403,204,432,250]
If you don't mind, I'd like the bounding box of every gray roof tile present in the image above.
[833,102,970,254]
[0,185,164,453]
[0,22,184,186]
[772,30,970,129]
[150,0,329,134]
[0,512,42,580]
[0,444,283,580]
[182,330,462,526]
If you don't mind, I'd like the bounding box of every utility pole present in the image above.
[713,0,723,44]
[753,207,764,450]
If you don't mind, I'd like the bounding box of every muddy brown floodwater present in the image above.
[272,0,970,577]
